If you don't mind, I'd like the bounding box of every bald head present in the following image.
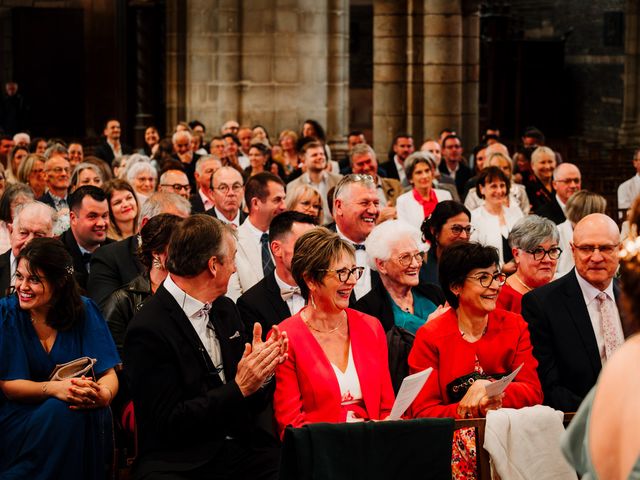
[572,213,620,290]
[485,142,509,158]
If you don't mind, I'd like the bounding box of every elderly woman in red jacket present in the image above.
[273,228,394,438]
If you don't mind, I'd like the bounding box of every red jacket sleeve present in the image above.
[408,322,461,419]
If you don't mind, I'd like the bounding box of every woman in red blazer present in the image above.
[273,227,394,439]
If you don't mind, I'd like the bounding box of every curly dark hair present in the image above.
[138,213,185,270]
[16,238,84,331]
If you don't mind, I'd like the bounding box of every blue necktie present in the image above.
[261,233,275,276]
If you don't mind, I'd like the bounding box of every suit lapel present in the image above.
[265,272,293,322]
[209,298,243,381]
[563,271,601,374]
[349,311,379,419]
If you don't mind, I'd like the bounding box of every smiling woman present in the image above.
[408,241,542,476]
[273,227,394,438]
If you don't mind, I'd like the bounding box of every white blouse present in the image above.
[396,188,453,230]
[331,344,363,410]
[470,204,524,264]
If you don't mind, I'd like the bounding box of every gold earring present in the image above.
[152,256,164,270]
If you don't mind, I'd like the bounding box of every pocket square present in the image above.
[229,331,241,339]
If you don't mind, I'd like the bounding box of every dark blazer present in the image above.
[124,285,270,476]
[379,159,399,181]
[521,269,620,412]
[536,196,566,225]
[88,235,144,309]
[204,207,248,225]
[189,192,206,214]
[59,229,112,292]
[438,161,473,198]
[237,271,290,338]
[38,191,67,209]
[93,141,132,164]
[353,281,445,332]
[0,248,11,297]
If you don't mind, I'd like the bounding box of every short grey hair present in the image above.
[508,215,559,250]
[13,201,57,233]
[159,169,188,184]
[126,160,157,184]
[333,173,376,201]
[195,155,222,175]
[44,143,68,160]
[139,191,191,221]
[365,219,426,271]
[404,151,437,180]
[172,130,192,144]
[350,143,376,164]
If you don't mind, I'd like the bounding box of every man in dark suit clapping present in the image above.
[124,215,288,479]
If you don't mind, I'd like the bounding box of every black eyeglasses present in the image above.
[319,266,365,283]
[160,183,191,192]
[525,247,563,261]
[450,224,474,236]
[573,243,619,256]
[214,183,243,193]
[466,272,507,288]
[397,251,426,267]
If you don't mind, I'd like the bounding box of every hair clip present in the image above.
[65,265,74,276]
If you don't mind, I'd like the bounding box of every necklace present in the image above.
[304,314,346,334]
[512,274,533,292]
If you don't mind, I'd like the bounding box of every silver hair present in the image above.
[126,160,157,184]
[159,169,188,185]
[508,215,559,250]
[552,162,580,181]
[195,155,222,175]
[43,143,68,160]
[139,191,191,221]
[333,173,376,201]
[13,201,57,233]
[349,143,376,164]
[404,151,437,180]
[364,219,426,271]
[172,130,192,144]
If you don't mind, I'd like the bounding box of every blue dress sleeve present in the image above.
[0,296,32,381]
[80,297,121,375]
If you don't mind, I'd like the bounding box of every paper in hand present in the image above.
[485,363,524,398]
[388,367,433,420]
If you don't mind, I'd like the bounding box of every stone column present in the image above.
[165,0,187,132]
[327,0,350,147]
[373,0,408,155]
[460,0,480,150]
[619,0,640,145]
[422,0,463,143]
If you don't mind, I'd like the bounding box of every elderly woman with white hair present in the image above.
[125,157,157,205]
[524,146,557,213]
[354,219,445,391]
[395,152,453,229]
[496,215,561,314]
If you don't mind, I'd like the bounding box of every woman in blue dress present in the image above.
[0,237,120,479]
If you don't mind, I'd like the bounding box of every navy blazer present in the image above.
[521,269,621,411]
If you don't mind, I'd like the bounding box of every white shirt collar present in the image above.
[245,218,267,243]
[575,270,615,306]
[274,270,297,289]
[555,193,567,212]
[335,225,362,247]
[163,273,208,319]
[214,206,240,227]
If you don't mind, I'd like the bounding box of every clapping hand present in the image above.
[235,323,288,397]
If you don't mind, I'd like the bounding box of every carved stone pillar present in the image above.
[619,0,640,145]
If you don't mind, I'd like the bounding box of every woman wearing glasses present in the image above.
[497,215,561,314]
[420,201,473,287]
[409,241,542,475]
[273,228,394,438]
[354,220,445,392]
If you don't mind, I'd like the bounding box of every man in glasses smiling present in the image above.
[522,213,624,412]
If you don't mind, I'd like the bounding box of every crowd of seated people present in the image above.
[0,120,637,479]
